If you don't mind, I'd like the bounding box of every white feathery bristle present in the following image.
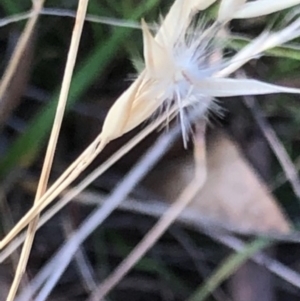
[138,0,300,146]
[140,18,222,144]
[104,0,300,147]
[234,0,300,19]
[155,0,216,46]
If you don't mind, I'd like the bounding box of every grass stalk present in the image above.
[5,0,90,300]
[0,0,45,101]
[87,122,207,301]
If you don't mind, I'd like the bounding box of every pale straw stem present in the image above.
[5,0,90,300]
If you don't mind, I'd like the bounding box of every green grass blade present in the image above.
[187,237,271,301]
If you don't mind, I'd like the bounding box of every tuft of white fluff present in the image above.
[141,19,224,145]
[140,2,300,146]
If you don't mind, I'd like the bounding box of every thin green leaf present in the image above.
[187,237,271,301]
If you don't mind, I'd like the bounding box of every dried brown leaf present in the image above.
[145,131,290,234]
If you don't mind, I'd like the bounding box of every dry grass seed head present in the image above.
[100,0,220,146]
[2,0,300,261]
[102,0,300,148]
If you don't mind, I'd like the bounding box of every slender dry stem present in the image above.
[0,106,181,267]
[6,0,90,300]
[71,189,300,291]
[15,187,300,300]
[62,217,97,292]
[87,121,207,301]
[15,110,182,301]
[89,181,206,300]
[0,11,34,28]
[0,0,44,102]
[208,232,300,290]
[3,0,300,253]
[242,95,300,200]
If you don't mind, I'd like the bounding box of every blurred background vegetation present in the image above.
[1,1,300,301]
